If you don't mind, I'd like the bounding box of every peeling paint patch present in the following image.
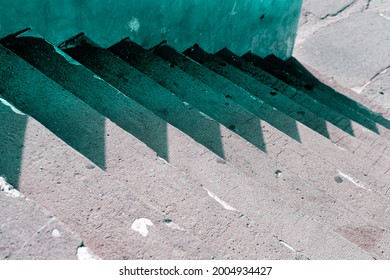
[128,17,141,33]
[229,1,238,16]
[0,98,25,115]
[131,218,153,237]
[338,171,370,191]
[0,176,23,197]
[204,188,237,211]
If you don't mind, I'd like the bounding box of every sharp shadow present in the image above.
[152,43,303,144]
[0,97,27,189]
[242,52,387,132]
[0,44,106,170]
[217,48,358,137]
[105,38,266,153]
[2,35,169,161]
[183,45,335,141]
[60,35,228,159]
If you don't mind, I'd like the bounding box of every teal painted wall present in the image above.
[0,0,302,59]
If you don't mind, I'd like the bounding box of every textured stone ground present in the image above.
[0,1,389,260]
[295,0,390,109]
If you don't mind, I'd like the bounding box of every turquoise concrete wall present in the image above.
[0,0,302,59]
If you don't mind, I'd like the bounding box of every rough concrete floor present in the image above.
[0,1,389,260]
[295,0,390,109]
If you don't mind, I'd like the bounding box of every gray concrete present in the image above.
[362,70,390,110]
[295,0,390,111]
[0,182,82,260]
[1,1,389,259]
[304,0,357,19]
[1,39,384,260]
[295,11,390,89]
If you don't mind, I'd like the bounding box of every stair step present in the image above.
[215,48,390,173]
[153,44,389,174]
[2,29,390,259]
[219,49,389,137]
[242,52,390,127]
[0,183,83,260]
[180,44,389,185]
[1,35,381,259]
[59,34,390,258]
[0,45,221,260]
[0,37,309,260]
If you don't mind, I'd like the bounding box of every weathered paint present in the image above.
[0,0,302,59]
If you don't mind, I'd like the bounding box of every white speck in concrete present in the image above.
[380,13,390,21]
[352,81,372,94]
[0,98,25,115]
[128,17,141,33]
[54,47,82,66]
[77,246,99,260]
[338,171,370,191]
[333,143,346,151]
[204,188,238,211]
[0,176,23,198]
[52,229,61,238]
[131,218,153,237]
[280,240,296,252]
[165,221,185,231]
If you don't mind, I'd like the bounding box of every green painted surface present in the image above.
[0,0,302,59]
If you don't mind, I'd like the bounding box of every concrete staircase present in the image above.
[0,29,389,260]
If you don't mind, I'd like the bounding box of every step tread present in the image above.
[152,44,389,174]
[1,31,389,259]
[0,38,378,258]
[0,182,83,260]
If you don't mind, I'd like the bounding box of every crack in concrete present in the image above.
[320,0,358,19]
[365,0,372,10]
[352,65,390,93]
[295,0,372,47]
[11,217,56,258]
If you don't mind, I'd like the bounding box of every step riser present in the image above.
[2,36,378,259]
[242,52,390,128]
[2,30,389,259]
[181,45,389,186]
[153,44,389,173]
[216,49,390,171]
[148,44,390,259]
[0,104,218,259]
[59,36,390,258]
[1,42,304,259]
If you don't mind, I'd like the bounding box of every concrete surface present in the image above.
[1,178,83,260]
[295,0,390,110]
[0,0,389,260]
